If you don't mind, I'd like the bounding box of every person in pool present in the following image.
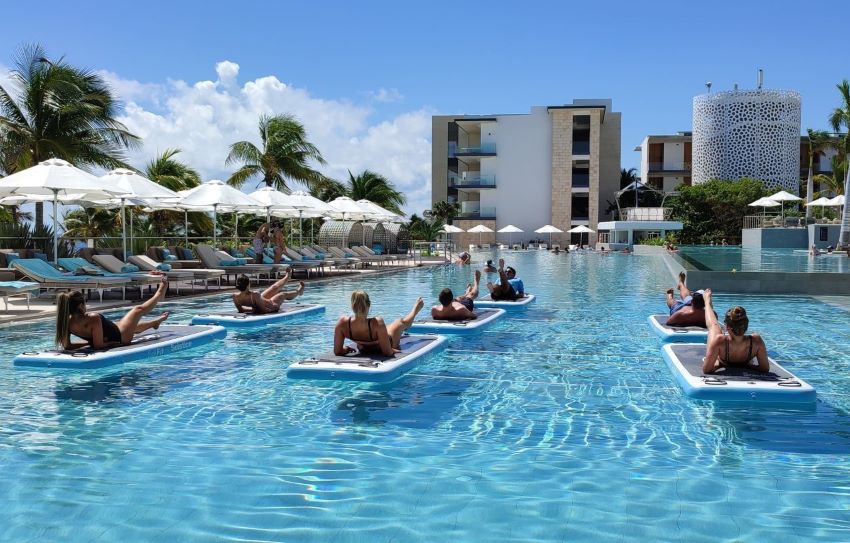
[232,270,304,314]
[55,278,170,350]
[483,259,497,272]
[455,251,471,265]
[431,270,481,320]
[665,271,707,327]
[334,290,424,356]
[486,258,525,300]
[702,289,769,373]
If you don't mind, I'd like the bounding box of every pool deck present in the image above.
[0,259,445,327]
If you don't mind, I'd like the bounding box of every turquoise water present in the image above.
[678,246,850,273]
[2,252,850,542]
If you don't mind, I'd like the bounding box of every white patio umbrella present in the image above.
[827,195,846,206]
[566,225,594,248]
[805,196,833,219]
[356,199,405,223]
[768,190,802,222]
[328,197,377,246]
[748,197,781,218]
[439,224,464,254]
[178,180,263,245]
[275,191,333,247]
[99,169,180,259]
[535,224,564,247]
[0,159,123,262]
[467,224,494,246]
[498,224,524,247]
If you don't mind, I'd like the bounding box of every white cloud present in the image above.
[1,61,434,216]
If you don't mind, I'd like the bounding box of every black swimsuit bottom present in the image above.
[99,314,122,343]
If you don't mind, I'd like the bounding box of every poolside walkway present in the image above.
[0,258,446,326]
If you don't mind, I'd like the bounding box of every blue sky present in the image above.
[1,0,848,213]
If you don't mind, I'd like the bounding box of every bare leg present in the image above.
[386,297,425,348]
[677,271,692,299]
[270,281,305,304]
[464,269,482,300]
[116,280,170,343]
[262,269,292,300]
[704,289,723,343]
[665,288,675,309]
[274,246,284,265]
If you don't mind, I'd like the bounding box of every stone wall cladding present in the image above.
[550,110,573,246]
[692,89,801,192]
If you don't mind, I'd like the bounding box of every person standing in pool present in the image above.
[55,278,170,350]
[483,259,497,272]
[431,270,481,320]
[252,223,270,264]
[232,270,304,314]
[334,290,424,356]
[455,251,471,265]
[702,289,769,373]
[486,258,525,300]
[665,271,706,327]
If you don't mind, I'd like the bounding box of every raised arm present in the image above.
[751,333,770,372]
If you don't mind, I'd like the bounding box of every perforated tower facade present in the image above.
[692,89,801,192]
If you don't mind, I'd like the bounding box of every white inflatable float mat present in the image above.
[408,308,505,334]
[661,343,815,403]
[190,303,325,327]
[287,334,448,382]
[13,325,227,369]
[647,314,709,342]
[476,294,536,308]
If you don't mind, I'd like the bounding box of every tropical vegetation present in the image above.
[407,213,445,242]
[428,200,460,224]
[829,79,850,244]
[804,129,834,217]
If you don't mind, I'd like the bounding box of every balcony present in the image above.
[449,172,496,190]
[618,207,673,221]
[455,202,497,220]
[450,142,497,157]
[572,173,590,188]
[648,161,691,173]
[572,141,590,155]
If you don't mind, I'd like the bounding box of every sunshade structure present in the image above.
[439,224,464,253]
[805,196,833,218]
[0,159,123,261]
[748,197,781,217]
[178,180,263,245]
[328,197,377,246]
[497,224,524,247]
[768,190,802,221]
[467,223,494,246]
[534,224,564,247]
[566,225,595,247]
[247,187,296,221]
[273,191,333,248]
[356,199,404,223]
[827,195,846,207]
[99,169,180,259]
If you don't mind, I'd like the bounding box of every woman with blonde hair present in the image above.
[334,290,424,356]
[55,278,170,350]
[702,289,769,373]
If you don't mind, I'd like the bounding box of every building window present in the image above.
[572,115,591,155]
[572,160,589,188]
[571,195,589,220]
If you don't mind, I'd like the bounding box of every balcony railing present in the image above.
[449,173,496,188]
[450,142,497,156]
[455,205,497,219]
[618,207,673,221]
[743,215,819,229]
[648,161,691,172]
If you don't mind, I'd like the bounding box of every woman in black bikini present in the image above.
[702,289,769,373]
[334,290,424,356]
[55,278,170,350]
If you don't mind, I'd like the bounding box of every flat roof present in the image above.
[597,220,683,231]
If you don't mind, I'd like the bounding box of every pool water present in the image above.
[678,246,850,273]
[2,252,850,542]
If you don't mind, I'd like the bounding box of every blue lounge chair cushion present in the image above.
[176,247,194,260]
[12,259,105,281]
[164,255,177,261]
[4,252,19,268]
[34,253,48,261]
[156,263,172,271]
[121,264,140,273]
[219,258,248,267]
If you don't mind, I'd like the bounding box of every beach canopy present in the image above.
[806,197,833,207]
[535,225,564,234]
[178,180,263,244]
[767,190,802,202]
[567,225,595,248]
[749,197,781,207]
[498,225,524,233]
[327,196,374,221]
[440,224,465,233]
[467,224,494,246]
[356,199,404,222]
[827,195,846,206]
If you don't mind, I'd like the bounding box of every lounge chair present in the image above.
[481,243,491,250]
[512,244,521,250]
[297,246,354,269]
[0,280,40,310]
[11,259,129,301]
[93,254,193,294]
[128,254,223,290]
[58,258,162,294]
[539,243,548,250]
[528,243,539,250]
[350,246,393,265]
[147,246,201,269]
[468,244,476,252]
[283,247,332,274]
[195,244,277,281]
[356,245,411,263]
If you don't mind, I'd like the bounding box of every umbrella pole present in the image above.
[184,209,188,247]
[213,205,217,247]
[129,208,134,256]
[121,199,127,261]
[299,210,303,248]
[52,190,59,263]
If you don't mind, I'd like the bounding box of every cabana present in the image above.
[318,220,364,248]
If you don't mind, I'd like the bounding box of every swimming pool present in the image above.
[2,252,850,541]
[678,246,850,273]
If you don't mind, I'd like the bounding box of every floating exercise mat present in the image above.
[14,325,227,369]
[287,334,448,382]
[647,314,709,342]
[661,343,815,403]
[190,303,325,327]
[476,294,536,308]
[408,308,506,334]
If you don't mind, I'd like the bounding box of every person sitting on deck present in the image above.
[55,279,170,350]
[486,259,525,301]
[334,290,424,356]
[431,270,481,320]
[232,270,304,314]
[483,259,497,272]
[665,271,706,327]
[702,289,769,373]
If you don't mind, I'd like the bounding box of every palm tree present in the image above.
[409,217,444,242]
[804,129,834,217]
[345,170,406,214]
[814,154,847,197]
[62,208,118,239]
[144,148,211,237]
[619,167,638,189]
[430,200,460,224]
[829,79,850,246]
[0,44,140,228]
[225,114,327,192]
[310,178,348,202]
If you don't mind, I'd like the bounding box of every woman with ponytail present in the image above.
[55,278,170,350]
[702,289,769,373]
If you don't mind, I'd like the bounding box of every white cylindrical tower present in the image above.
[692,89,801,192]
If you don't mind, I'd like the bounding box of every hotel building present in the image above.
[431,100,621,248]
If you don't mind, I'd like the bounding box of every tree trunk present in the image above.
[806,167,813,218]
[840,166,850,247]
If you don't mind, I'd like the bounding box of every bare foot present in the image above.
[412,296,425,316]
[678,271,686,284]
[486,281,496,291]
[703,288,713,306]
[498,258,505,269]
[153,312,170,329]
[474,269,481,283]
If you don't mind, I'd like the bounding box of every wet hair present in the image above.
[486,260,493,266]
[691,291,705,310]
[724,306,749,336]
[506,267,516,278]
[55,290,86,348]
[236,275,251,292]
[351,290,371,318]
[438,288,454,306]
